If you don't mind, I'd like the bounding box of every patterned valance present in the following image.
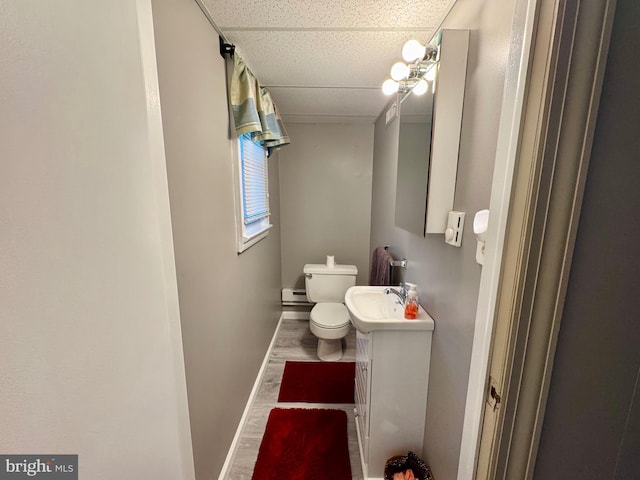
[229,54,290,151]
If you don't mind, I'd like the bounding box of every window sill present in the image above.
[238,224,272,253]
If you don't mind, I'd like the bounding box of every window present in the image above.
[234,133,271,252]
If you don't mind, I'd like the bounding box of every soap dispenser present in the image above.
[404,283,419,319]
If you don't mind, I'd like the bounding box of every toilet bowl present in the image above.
[304,262,358,361]
[310,303,352,361]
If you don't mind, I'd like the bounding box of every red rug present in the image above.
[252,408,352,480]
[278,361,355,403]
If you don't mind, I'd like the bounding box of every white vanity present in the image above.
[345,286,435,480]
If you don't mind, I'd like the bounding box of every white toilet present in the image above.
[304,262,357,361]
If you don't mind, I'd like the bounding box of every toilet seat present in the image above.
[310,303,351,329]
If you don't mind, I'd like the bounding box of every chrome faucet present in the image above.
[384,283,407,305]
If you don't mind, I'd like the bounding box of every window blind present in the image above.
[239,134,269,226]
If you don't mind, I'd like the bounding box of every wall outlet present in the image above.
[445,211,465,247]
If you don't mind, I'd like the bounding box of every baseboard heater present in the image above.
[282,288,312,306]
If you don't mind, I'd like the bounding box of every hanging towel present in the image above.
[370,247,393,286]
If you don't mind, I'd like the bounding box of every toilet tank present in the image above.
[304,264,358,303]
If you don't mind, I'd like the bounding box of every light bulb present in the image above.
[382,79,399,96]
[402,39,427,62]
[390,62,410,81]
[412,79,429,96]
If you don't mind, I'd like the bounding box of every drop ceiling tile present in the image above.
[206,0,454,29]
[223,30,436,88]
[268,86,387,118]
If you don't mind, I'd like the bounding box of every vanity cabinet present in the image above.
[354,327,434,480]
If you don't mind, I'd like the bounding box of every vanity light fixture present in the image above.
[382,62,436,96]
[390,61,436,81]
[382,40,439,96]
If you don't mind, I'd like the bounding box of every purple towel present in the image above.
[369,247,393,286]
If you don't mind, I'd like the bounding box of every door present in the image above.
[474,0,617,478]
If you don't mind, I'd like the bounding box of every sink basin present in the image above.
[344,286,435,333]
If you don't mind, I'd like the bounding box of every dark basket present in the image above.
[384,451,434,480]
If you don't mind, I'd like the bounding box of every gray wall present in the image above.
[534,0,640,477]
[152,1,282,478]
[0,1,194,478]
[279,123,374,288]
[369,1,517,478]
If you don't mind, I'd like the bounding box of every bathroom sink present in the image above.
[344,286,435,333]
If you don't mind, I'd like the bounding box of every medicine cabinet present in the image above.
[394,29,469,235]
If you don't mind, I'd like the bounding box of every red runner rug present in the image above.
[278,361,355,403]
[251,408,352,480]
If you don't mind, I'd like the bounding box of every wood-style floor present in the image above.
[221,316,364,480]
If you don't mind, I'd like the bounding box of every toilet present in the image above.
[304,262,357,361]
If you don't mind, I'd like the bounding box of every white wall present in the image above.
[369,0,517,477]
[151,0,283,478]
[0,1,194,479]
[279,123,374,288]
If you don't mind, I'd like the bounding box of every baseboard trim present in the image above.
[282,310,310,321]
[217,312,285,480]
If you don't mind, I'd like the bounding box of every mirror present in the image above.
[394,29,469,235]
[394,90,434,236]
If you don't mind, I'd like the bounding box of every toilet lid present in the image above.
[310,303,351,329]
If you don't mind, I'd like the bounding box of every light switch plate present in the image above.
[385,100,398,125]
[445,211,465,247]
